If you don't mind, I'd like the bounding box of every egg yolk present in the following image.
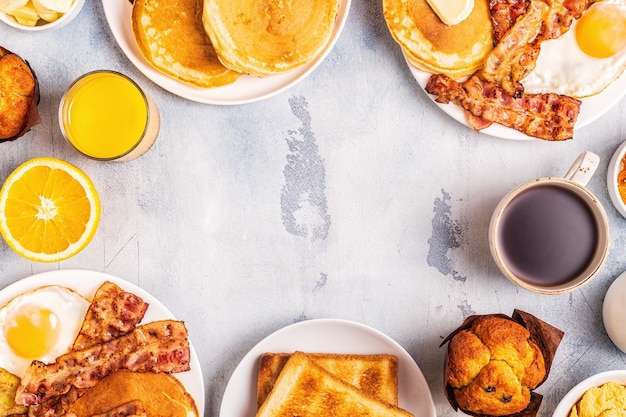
[6,308,60,359]
[575,4,626,58]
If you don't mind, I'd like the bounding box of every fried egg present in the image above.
[0,285,90,377]
[522,0,626,98]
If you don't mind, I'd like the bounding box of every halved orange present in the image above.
[0,157,100,262]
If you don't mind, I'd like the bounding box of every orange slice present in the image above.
[0,157,100,262]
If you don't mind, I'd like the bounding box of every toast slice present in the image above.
[256,351,413,417]
[257,352,399,407]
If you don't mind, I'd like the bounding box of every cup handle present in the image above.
[563,151,600,186]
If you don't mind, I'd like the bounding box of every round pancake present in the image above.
[131,0,240,88]
[202,0,339,77]
[383,0,494,79]
[67,370,198,417]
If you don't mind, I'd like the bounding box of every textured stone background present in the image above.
[2,1,626,416]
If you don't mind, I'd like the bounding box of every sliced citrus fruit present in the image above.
[0,157,100,262]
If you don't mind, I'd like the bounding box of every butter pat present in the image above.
[426,0,474,25]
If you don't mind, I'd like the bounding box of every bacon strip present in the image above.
[16,320,190,407]
[73,281,149,350]
[481,0,548,96]
[483,0,591,96]
[87,400,147,417]
[425,74,581,140]
[28,282,150,417]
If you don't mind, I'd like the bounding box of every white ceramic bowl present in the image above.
[0,0,85,31]
[552,370,626,417]
[607,140,626,218]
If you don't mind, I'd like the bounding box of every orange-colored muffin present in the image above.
[446,316,546,416]
[0,47,37,141]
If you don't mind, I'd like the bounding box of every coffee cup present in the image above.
[489,151,609,295]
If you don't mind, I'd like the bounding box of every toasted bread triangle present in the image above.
[256,351,413,417]
[257,352,398,407]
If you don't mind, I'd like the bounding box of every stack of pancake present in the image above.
[131,0,339,88]
[383,0,494,79]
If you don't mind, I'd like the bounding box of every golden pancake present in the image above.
[202,0,339,77]
[131,0,240,88]
[67,370,198,417]
[383,0,494,79]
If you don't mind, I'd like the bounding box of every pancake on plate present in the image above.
[66,369,198,417]
[202,0,339,77]
[131,0,241,88]
[383,0,494,79]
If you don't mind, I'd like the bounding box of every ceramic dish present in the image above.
[102,0,351,105]
[602,270,626,353]
[552,370,626,417]
[408,57,626,141]
[219,318,436,417]
[0,269,205,415]
[0,0,85,31]
[607,141,626,217]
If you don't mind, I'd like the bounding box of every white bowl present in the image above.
[607,140,626,218]
[552,370,626,417]
[0,0,85,31]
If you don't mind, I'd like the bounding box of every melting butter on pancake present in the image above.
[131,0,240,88]
[383,0,494,79]
[202,0,339,77]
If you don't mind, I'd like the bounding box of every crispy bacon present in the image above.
[483,0,591,96]
[425,74,581,140]
[28,282,150,417]
[16,320,190,407]
[83,400,147,417]
[489,0,529,42]
[73,281,149,351]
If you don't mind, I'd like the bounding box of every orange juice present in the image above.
[60,71,159,161]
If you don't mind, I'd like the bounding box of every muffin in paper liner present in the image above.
[0,46,41,143]
[440,309,564,417]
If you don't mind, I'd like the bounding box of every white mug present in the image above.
[489,151,610,295]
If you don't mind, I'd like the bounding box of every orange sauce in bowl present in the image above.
[618,154,626,204]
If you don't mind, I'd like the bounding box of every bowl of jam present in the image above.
[607,141,626,218]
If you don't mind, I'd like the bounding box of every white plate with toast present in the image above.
[0,269,205,415]
[409,58,626,141]
[219,318,436,417]
[102,0,351,105]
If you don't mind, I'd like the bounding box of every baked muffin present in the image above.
[0,47,38,142]
[446,316,546,416]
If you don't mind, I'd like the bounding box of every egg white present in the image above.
[0,285,90,377]
[522,0,626,98]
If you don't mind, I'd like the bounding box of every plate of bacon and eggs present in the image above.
[384,0,626,141]
[0,269,204,417]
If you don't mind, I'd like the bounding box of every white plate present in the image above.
[0,269,205,415]
[219,318,436,417]
[408,57,626,141]
[552,370,626,417]
[102,0,351,105]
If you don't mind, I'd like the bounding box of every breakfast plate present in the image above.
[0,269,205,415]
[102,0,351,105]
[219,318,436,417]
[409,58,626,141]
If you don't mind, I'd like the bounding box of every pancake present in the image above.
[67,370,198,417]
[202,0,339,77]
[383,0,494,79]
[131,0,240,88]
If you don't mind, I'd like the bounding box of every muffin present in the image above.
[0,46,39,142]
[442,310,564,417]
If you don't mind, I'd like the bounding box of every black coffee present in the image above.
[497,184,598,286]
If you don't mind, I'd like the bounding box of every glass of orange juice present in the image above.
[59,70,160,161]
